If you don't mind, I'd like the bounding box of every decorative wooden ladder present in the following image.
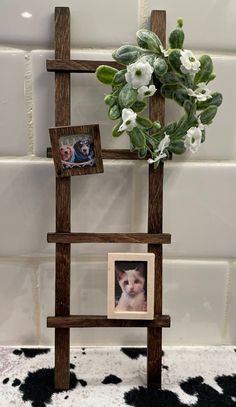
[47,7,171,390]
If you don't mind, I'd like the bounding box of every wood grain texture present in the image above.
[47,315,171,328]
[47,232,171,244]
[54,6,71,391]
[147,10,167,390]
[47,59,123,72]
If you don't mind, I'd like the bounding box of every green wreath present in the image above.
[96,18,223,167]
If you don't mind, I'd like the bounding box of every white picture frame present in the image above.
[107,252,155,320]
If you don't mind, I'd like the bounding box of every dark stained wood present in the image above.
[147,10,167,390]
[47,232,171,244]
[47,148,148,160]
[54,6,71,391]
[47,315,171,328]
[47,59,123,73]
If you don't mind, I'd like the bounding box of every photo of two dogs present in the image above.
[60,134,96,169]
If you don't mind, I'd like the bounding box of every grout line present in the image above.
[138,0,149,29]
[24,51,34,155]
[221,260,234,344]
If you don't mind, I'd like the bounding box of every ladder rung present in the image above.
[47,59,123,73]
[47,232,171,244]
[47,315,171,328]
[47,148,147,160]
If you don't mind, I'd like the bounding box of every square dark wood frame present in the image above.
[49,124,104,177]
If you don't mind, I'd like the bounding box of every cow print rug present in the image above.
[0,346,236,406]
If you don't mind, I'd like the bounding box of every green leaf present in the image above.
[183,100,196,116]
[168,140,186,154]
[108,104,121,120]
[168,49,182,73]
[173,89,188,106]
[194,55,213,84]
[199,105,217,125]
[112,69,127,86]
[197,92,223,110]
[154,57,168,77]
[161,83,182,99]
[131,100,147,113]
[136,115,153,128]
[112,121,123,137]
[136,29,162,52]
[159,72,181,84]
[118,83,137,107]
[129,127,146,148]
[138,147,148,158]
[169,28,185,49]
[96,65,118,85]
[104,94,117,107]
[112,45,143,65]
[163,121,177,135]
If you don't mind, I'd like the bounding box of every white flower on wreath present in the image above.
[137,85,156,101]
[180,50,200,75]
[125,59,154,89]
[184,126,202,154]
[148,133,170,164]
[119,108,137,132]
[187,82,212,101]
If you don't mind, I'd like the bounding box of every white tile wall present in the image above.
[0,0,138,48]
[145,0,236,52]
[0,50,27,156]
[0,0,235,346]
[163,260,228,345]
[0,260,37,345]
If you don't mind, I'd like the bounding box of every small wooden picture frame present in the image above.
[107,253,155,320]
[49,124,104,177]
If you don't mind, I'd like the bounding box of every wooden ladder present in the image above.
[47,6,171,390]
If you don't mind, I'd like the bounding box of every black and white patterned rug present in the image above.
[1,346,236,406]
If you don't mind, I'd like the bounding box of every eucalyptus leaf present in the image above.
[161,83,182,99]
[168,140,186,154]
[129,127,146,148]
[136,115,153,128]
[168,49,182,73]
[104,94,117,107]
[199,105,217,125]
[131,100,147,113]
[119,83,137,107]
[197,92,223,110]
[173,89,189,106]
[112,69,127,86]
[112,121,123,137]
[112,45,143,65]
[194,55,213,84]
[154,57,168,77]
[96,65,118,85]
[136,29,162,52]
[169,28,185,49]
[108,104,121,120]
[138,147,148,158]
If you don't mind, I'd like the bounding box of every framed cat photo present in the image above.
[49,124,104,177]
[107,253,155,320]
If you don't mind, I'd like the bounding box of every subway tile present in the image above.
[0,160,137,256]
[163,260,228,345]
[39,261,146,346]
[146,0,236,52]
[162,163,236,258]
[0,0,138,48]
[0,50,27,156]
[225,262,236,344]
[0,261,37,345]
[0,160,55,256]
